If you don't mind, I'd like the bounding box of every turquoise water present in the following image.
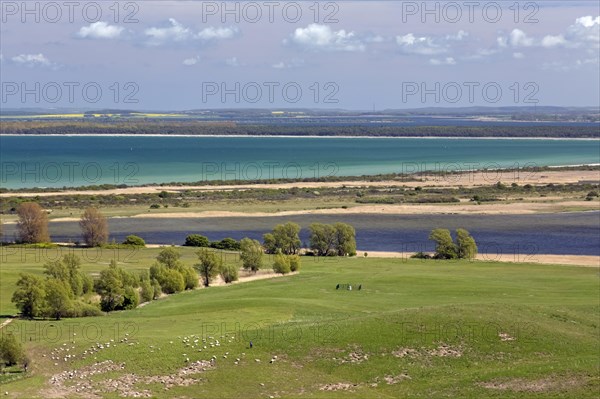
[1,135,599,188]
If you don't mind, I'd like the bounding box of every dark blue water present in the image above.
[7,212,597,256]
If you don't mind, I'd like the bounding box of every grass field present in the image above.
[0,248,598,398]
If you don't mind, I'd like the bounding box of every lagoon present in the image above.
[1,135,599,189]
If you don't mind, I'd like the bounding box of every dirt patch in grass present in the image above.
[384,374,412,385]
[478,375,589,392]
[319,382,358,391]
[392,343,463,359]
[44,359,214,398]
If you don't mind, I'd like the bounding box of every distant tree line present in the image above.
[1,120,598,138]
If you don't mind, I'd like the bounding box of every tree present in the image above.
[95,261,125,311]
[184,234,210,247]
[220,264,239,284]
[456,229,478,260]
[12,273,46,319]
[156,247,182,268]
[154,247,198,290]
[429,228,458,259]
[272,252,291,274]
[0,333,25,367]
[309,223,336,256]
[79,207,108,246]
[44,279,72,320]
[123,235,145,247]
[239,238,263,273]
[262,233,277,254]
[334,222,356,256]
[264,222,301,255]
[16,202,50,243]
[195,250,222,287]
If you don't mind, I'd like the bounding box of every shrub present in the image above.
[66,301,103,317]
[0,333,25,367]
[289,254,301,272]
[140,279,154,303]
[122,286,139,310]
[210,237,241,251]
[158,268,185,294]
[122,235,145,247]
[150,204,160,209]
[272,252,291,274]
[240,238,263,272]
[184,234,210,247]
[411,252,432,259]
[220,264,239,284]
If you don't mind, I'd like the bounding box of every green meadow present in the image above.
[0,247,598,398]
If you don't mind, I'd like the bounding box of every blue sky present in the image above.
[1,1,599,109]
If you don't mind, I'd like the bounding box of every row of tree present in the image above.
[11,242,304,319]
[12,254,102,319]
[262,222,357,256]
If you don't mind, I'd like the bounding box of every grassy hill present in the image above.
[0,248,598,397]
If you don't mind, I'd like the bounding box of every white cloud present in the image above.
[513,52,525,59]
[575,16,600,28]
[287,24,365,52]
[225,57,241,67]
[182,56,200,66]
[497,16,599,50]
[509,29,534,47]
[145,19,238,46]
[271,58,305,69]
[396,31,468,55]
[11,53,52,67]
[541,35,566,48]
[77,22,124,39]
[197,27,238,40]
[396,33,443,55]
[429,57,456,66]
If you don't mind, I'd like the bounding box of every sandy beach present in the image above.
[362,251,600,267]
[2,169,598,198]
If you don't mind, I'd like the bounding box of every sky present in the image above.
[0,0,599,110]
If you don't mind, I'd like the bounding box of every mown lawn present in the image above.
[0,249,598,398]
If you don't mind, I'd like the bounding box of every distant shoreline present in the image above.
[1,133,598,140]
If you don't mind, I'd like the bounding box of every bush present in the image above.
[220,264,239,284]
[272,252,291,274]
[210,237,241,251]
[411,252,432,259]
[122,286,139,310]
[184,234,210,247]
[140,279,154,302]
[0,333,25,367]
[156,268,185,294]
[66,301,103,317]
[151,278,162,299]
[122,235,145,247]
[289,254,301,272]
[149,204,161,209]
